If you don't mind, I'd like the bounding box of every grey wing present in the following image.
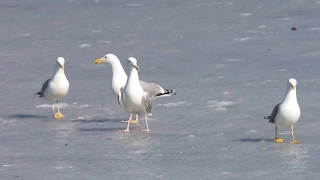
[34,79,51,98]
[40,79,51,97]
[139,80,164,98]
[117,88,127,111]
[141,92,152,114]
[265,103,281,123]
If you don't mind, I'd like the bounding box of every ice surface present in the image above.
[1,0,320,179]
[206,100,236,111]
[78,44,92,48]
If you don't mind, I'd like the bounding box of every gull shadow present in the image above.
[71,118,126,123]
[8,114,48,119]
[235,138,274,143]
[78,127,123,132]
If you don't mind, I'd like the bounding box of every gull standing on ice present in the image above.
[34,57,69,119]
[264,78,301,144]
[94,54,175,123]
[118,57,152,132]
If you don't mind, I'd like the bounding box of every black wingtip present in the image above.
[155,89,176,97]
[264,116,275,123]
[34,92,43,98]
[165,89,176,95]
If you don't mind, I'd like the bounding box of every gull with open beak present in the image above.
[34,57,69,119]
[264,78,302,144]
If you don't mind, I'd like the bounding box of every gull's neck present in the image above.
[126,67,141,89]
[283,87,297,104]
[109,60,128,82]
[52,64,66,80]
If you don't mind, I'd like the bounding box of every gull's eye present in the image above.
[105,56,108,59]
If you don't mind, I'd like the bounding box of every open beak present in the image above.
[132,64,140,71]
[94,58,105,64]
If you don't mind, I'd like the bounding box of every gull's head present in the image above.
[288,78,297,89]
[57,57,65,70]
[94,54,119,64]
[128,57,139,71]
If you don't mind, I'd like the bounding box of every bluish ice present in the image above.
[1,0,320,179]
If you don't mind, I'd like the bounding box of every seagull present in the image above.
[264,78,301,144]
[34,57,69,119]
[94,54,175,123]
[118,57,152,132]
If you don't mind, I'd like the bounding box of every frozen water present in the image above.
[1,0,320,179]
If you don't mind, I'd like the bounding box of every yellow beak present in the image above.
[94,59,104,64]
[132,64,139,71]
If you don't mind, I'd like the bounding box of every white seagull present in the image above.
[118,57,152,132]
[94,54,175,123]
[34,57,69,119]
[264,78,301,144]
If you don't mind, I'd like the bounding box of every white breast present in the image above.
[44,71,69,101]
[275,102,300,127]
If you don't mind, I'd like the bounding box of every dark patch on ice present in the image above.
[291,27,297,31]
[71,118,124,123]
[235,138,274,142]
[8,114,47,119]
[0,4,19,9]
[78,127,123,132]
[1,174,19,178]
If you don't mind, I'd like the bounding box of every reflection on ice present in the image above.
[276,145,309,173]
